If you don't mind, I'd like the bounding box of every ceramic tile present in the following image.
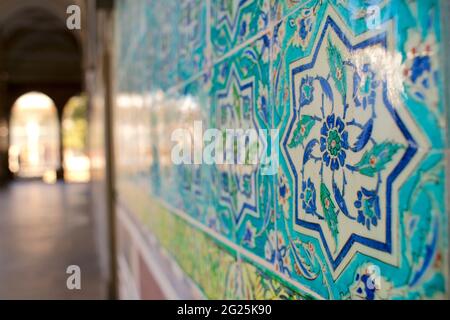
[210,0,270,59]
[210,33,276,257]
[271,0,447,298]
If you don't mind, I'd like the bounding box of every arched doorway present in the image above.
[8,91,59,180]
[0,3,82,185]
[62,94,90,182]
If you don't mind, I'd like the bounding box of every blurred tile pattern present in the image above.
[210,0,270,59]
[113,0,448,299]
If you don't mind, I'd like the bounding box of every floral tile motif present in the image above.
[284,12,427,276]
[210,0,270,59]
[272,0,447,299]
[339,150,447,300]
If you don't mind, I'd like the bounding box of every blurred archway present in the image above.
[9,91,59,180]
[0,1,84,184]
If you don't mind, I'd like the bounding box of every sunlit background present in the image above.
[8,91,89,183]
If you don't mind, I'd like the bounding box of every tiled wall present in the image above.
[113,0,449,299]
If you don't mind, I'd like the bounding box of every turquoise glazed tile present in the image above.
[178,0,210,81]
[328,0,446,149]
[210,0,270,59]
[113,0,449,299]
[398,0,446,150]
[149,0,179,90]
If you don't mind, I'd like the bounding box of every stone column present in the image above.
[56,107,65,181]
[0,37,11,185]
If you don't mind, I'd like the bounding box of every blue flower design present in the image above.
[238,15,251,40]
[257,81,269,122]
[353,64,379,109]
[279,181,288,198]
[354,188,381,230]
[293,10,313,48]
[207,214,218,231]
[403,37,439,104]
[299,76,315,107]
[291,5,319,49]
[407,53,438,101]
[264,231,291,275]
[220,62,229,79]
[241,174,252,198]
[354,272,376,300]
[320,114,349,171]
[300,178,317,215]
[221,172,229,192]
[298,15,312,42]
[410,55,431,84]
[239,20,247,38]
[243,221,256,248]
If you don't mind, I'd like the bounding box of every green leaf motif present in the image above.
[354,141,403,177]
[288,115,316,149]
[226,0,235,19]
[326,37,346,103]
[232,84,241,120]
[243,175,251,195]
[229,174,238,210]
[320,183,339,248]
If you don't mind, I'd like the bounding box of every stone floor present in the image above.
[0,181,107,299]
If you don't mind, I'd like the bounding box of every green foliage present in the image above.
[320,183,338,248]
[326,37,346,103]
[288,115,316,148]
[63,95,88,152]
[354,141,403,177]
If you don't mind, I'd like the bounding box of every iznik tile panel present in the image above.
[113,0,449,299]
